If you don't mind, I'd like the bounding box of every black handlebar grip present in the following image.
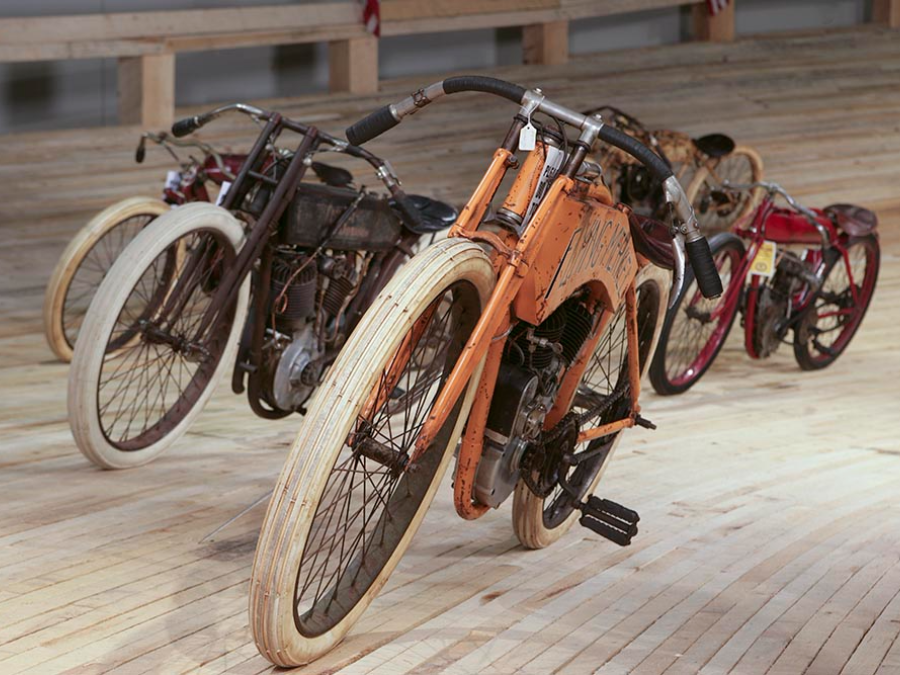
[135,137,147,164]
[171,116,201,138]
[686,238,724,298]
[442,76,527,104]
[346,105,399,146]
[597,125,672,183]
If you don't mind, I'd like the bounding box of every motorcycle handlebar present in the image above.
[346,76,527,145]
[345,75,722,299]
[171,116,203,138]
[597,125,673,183]
[171,103,269,138]
[723,180,819,222]
[686,238,723,299]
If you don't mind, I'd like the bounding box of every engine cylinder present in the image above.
[322,276,355,317]
[271,251,317,332]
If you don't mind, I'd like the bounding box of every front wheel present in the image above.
[43,197,170,362]
[687,146,764,235]
[512,263,670,550]
[649,232,744,396]
[67,203,249,469]
[249,239,495,667]
[793,235,879,370]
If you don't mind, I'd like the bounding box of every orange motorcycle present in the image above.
[248,76,722,666]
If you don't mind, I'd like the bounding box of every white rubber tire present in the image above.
[249,238,495,667]
[44,197,170,362]
[67,203,250,470]
[686,146,765,233]
[512,263,671,549]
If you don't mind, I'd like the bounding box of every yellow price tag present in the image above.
[750,240,777,277]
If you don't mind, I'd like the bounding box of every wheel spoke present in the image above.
[94,229,236,451]
[62,214,155,346]
[292,282,479,637]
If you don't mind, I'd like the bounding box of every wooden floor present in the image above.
[1,25,900,675]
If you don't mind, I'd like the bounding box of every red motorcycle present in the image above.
[44,130,354,362]
[650,181,880,395]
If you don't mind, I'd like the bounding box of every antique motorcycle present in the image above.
[248,76,722,667]
[649,181,880,395]
[43,130,354,362]
[586,105,765,233]
[67,103,456,469]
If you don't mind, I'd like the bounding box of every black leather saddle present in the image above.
[311,162,355,188]
[401,194,459,233]
[825,204,878,237]
[693,133,735,158]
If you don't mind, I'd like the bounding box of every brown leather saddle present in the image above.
[824,204,878,237]
[628,212,675,270]
[693,133,735,158]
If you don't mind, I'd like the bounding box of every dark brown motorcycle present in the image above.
[67,102,456,469]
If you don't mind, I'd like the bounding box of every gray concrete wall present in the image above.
[0,0,870,134]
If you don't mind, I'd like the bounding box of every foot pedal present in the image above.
[634,414,656,430]
[578,496,640,546]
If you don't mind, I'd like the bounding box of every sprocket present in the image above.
[520,376,631,499]
[520,413,579,499]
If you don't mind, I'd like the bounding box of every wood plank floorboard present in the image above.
[0,24,899,675]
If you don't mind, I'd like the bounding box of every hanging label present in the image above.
[216,181,233,206]
[519,123,537,152]
[521,144,566,226]
[164,170,182,192]
[750,240,776,277]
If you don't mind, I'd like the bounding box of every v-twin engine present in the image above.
[474,298,594,508]
[262,247,364,412]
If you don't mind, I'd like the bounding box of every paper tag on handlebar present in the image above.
[750,240,776,278]
[519,123,537,152]
[216,181,232,207]
[164,171,181,193]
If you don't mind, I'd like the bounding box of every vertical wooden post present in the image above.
[117,53,175,128]
[873,0,900,27]
[522,20,569,65]
[329,35,379,94]
[692,1,736,42]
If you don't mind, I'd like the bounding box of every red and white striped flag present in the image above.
[362,0,380,36]
[707,0,731,15]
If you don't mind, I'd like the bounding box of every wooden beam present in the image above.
[522,21,569,65]
[117,54,175,129]
[0,0,704,63]
[165,26,363,54]
[381,0,558,21]
[329,36,379,95]
[0,4,360,45]
[382,0,695,37]
[692,1,735,42]
[873,0,900,28]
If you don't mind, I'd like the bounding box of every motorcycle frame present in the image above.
[152,110,422,419]
[393,118,648,520]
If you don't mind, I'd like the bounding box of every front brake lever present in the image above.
[669,231,687,308]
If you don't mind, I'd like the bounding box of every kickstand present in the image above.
[199,490,272,543]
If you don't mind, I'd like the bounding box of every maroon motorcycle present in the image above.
[650,180,880,395]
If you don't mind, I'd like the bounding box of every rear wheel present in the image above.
[649,232,744,396]
[249,239,494,667]
[512,264,669,550]
[688,147,764,235]
[68,203,249,469]
[43,197,170,362]
[793,236,879,370]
